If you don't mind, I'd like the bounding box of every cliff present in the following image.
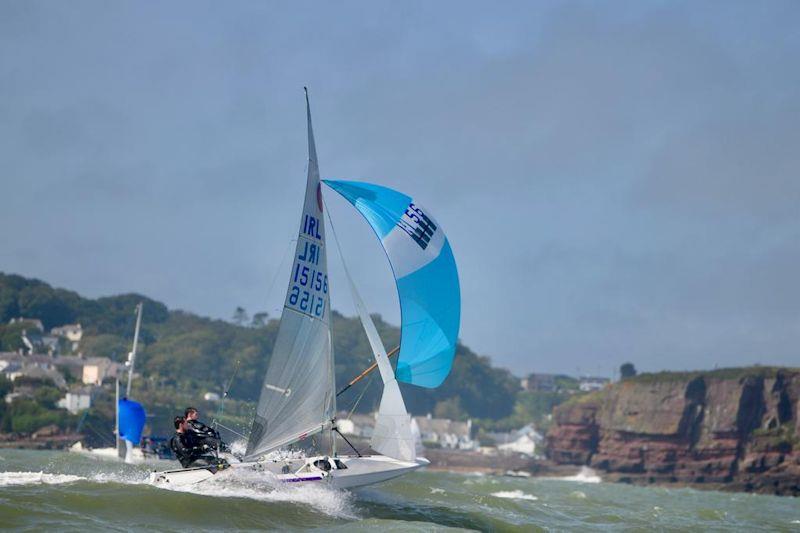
[546,367,800,496]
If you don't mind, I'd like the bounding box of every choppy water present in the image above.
[0,450,798,531]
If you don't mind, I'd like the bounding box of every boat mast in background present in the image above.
[126,302,143,397]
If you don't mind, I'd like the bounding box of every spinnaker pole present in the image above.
[336,346,399,397]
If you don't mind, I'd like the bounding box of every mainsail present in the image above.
[324,180,460,388]
[245,91,335,460]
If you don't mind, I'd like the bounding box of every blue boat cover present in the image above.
[118,399,146,445]
[324,180,460,388]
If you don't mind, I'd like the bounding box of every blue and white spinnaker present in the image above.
[323,180,460,388]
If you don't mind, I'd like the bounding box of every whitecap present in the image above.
[430,487,445,494]
[0,471,85,487]
[154,467,356,519]
[491,490,538,501]
[548,466,601,483]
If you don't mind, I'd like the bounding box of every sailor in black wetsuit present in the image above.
[169,416,197,468]
[184,407,229,453]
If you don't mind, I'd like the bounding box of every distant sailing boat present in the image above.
[151,90,460,488]
[71,302,148,464]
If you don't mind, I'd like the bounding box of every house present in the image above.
[203,392,221,402]
[80,357,115,385]
[9,317,44,331]
[579,376,610,392]
[488,424,543,456]
[18,328,61,356]
[6,365,67,388]
[50,324,83,352]
[57,387,93,414]
[51,324,83,342]
[413,414,476,450]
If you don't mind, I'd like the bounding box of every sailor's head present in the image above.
[174,416,187,432]
[184,407,198,421]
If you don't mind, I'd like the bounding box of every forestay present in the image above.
[245,92,335,461]
[323,180,460,388]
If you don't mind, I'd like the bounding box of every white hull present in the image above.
[149,454,428,489]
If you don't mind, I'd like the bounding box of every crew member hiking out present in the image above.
[185,407,229,452]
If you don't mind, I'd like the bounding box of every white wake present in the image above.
[154,467,356,519]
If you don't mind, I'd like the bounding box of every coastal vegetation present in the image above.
[0,272,521,438]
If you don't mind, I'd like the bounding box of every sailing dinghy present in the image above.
[71,302,150,464]
[150,91,460,489]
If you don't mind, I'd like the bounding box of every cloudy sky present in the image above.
[2,1,798,377]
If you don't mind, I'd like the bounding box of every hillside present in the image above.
[0,272,519,425]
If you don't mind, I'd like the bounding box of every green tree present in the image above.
[232,307,249,326]
[620,362,637,379]
[434,397,466,420]
[251,312,269,328]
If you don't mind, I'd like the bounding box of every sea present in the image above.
[0,449,798,531]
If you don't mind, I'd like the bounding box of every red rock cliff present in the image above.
[546,368,800,496]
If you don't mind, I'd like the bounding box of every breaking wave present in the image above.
[491,490,538,501]
[0,471,85,487]
[154,467,356,519]
[547,466,602,484]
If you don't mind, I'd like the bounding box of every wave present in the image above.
[548,466,602,484]
[0,471,85,487]
[153,467,356,519]
[491,490,538,501]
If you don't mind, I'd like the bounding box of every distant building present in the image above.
[579,376,610,392]
[413,414,476,450]
[81,357,114,385]
[203,392,221,402]
[51,324,83,352]
[6,365,67,389]
[58,388,93,414]
[522,373,557,392]
[487,424,543,456]
[50,324,83,342]
[9,317,44,331]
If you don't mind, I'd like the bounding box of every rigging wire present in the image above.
[346,369,376,420]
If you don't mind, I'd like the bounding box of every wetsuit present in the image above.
[187,419,228,452]
[169,431,196,468]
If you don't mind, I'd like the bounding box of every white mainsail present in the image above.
[245,90,335,461]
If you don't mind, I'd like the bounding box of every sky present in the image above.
[1,1,798,377]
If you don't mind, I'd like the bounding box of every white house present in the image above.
[58,389,92,414]
[413,414,476,451]
[579,376,610,392]
[488,424,543,457]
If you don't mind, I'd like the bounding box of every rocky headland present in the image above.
[546,367,800,496]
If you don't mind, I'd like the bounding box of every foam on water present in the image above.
[154,467,356,519]
[0,471,85,486]
[549,466,602,483]
[491,490,538,501]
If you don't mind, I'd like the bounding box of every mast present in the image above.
[115,377,120,454]
[244,88,335,461]
[304,87,337,458]
[126,302,143,397]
